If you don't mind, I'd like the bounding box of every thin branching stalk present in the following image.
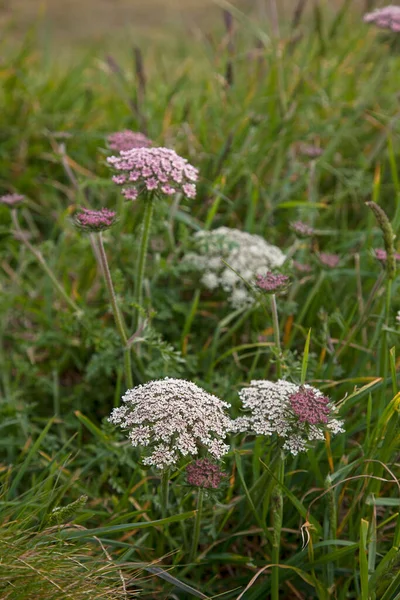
[190,487,204,562]
[11,210,81,315]
[134,193,155,329]
[160,469,170,519]
[97,232,133,389]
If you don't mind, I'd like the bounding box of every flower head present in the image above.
[186,458,224,489]
[232,379,344,455]
[318,252,340,269]
[0,193,25,207]
[184,227,286,308]
[108,378,232,470]
[74,208,117,232]
[107,130,152,152]
[364,6,400,32]
[297,143,323,158]
[374,248,400,262]
[293,261,313,273]
[107,147,198,200]
[290,221,314,237]
[256,272,290,294]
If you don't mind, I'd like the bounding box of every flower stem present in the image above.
[190,487,204,562]
[160,469,170,518]
[134,194,154,329]
[271,451,284,600]
[270,294,282,379]
[11,210,81,315]
[97,233,133,389]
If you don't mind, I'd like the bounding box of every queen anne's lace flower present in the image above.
[364,6,400,32]
[290,221,314,237]
[107,147,198,201]
[186,458,224,489]
[0,193,24,207]
[74,208,117,232]
[108,378,232,470]
[256,272,290,294]
[318,252,340,269]
[107,130,152,152]
[184,227,286,308]
[232,379,344,455]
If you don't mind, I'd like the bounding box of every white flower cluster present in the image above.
[184,227,286,308]
[108,378,232,470]
[232,379,344,455]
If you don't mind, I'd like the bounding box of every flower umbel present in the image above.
[108,378,232,470]
[290,221,314,237]
[0,193,25,207]
[107,130,152,152]
[107,147,198,201]
[318,253,340,269]
[256,272,290,294]
[184,227,286,308]
[186,458,224,489]
[364,6,400,32]
[233,379,344,455]
[74,208,117,232]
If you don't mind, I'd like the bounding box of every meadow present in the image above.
[1,2,400,598]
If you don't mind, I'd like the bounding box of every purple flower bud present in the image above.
[374,248,400,262]
[186,458,224,489]
[290,221,314,237]
[107,147,198,201]
[289,386,330,425]
[107,130,152,153]
[74,208,117,232]
[364,6,400,32]
[0,194,25,207]
[256,272,290,293]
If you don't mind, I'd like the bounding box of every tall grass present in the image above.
[1,3,400,598]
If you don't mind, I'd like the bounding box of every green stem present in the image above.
[134,194,155,328]
[380,278,393,406]
[270,294,282,379]
[190,487,204,562]
[97,233,133,389]
[271,451,284,600]
[11,210,81,315]
[160,469,170,519]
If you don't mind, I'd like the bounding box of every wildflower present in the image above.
[290,221,314,237]
[256,272,290,294]
[374,248,400,262]
[318,252,340,269]
[233,379,344,455]
[107,130,152,152]
[107,147,198,200]
[293,261,313,273]
[0,193,24,207]
[108,378,232,470]
[364,6,400,32]
[184,227,286,308]
[74,208,117,232]
[186,458,224,489]
[297,143,323,158]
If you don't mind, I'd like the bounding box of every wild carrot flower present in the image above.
[256,272,290,294]
[74,208,117,232]
[318,252,340,269]
[0,193,25,207]
[184,227,286,308]
[107,147,198,201]
[107,130,152,152]
[108,378,232,470]
[290,221,314,237]
[293,261,313,273]
[364,6,400,32]
[233,379,344,455]
[186,458,224,489]
[374,248,400,262]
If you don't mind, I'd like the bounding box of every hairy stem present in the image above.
[160,469,170,519]
[190,487,204,562]
[97,233,133,389]
[134,194,155,328]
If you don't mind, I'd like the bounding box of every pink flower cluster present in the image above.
[289,386,330,425]
[74,208,117,232]
[290,221,314,237]
[256,272,290,293]
[0,193,24,207]
[318,252,340,269]
[375,248,400,262]
[107,147,198,201]
[364,6,400,32]
[186,458,224,489]
[107,130,152,153]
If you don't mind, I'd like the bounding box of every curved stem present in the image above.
[134,194,154,329]
[190,487,204,562]
[11,210,81,315]
[97,233,133,389]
